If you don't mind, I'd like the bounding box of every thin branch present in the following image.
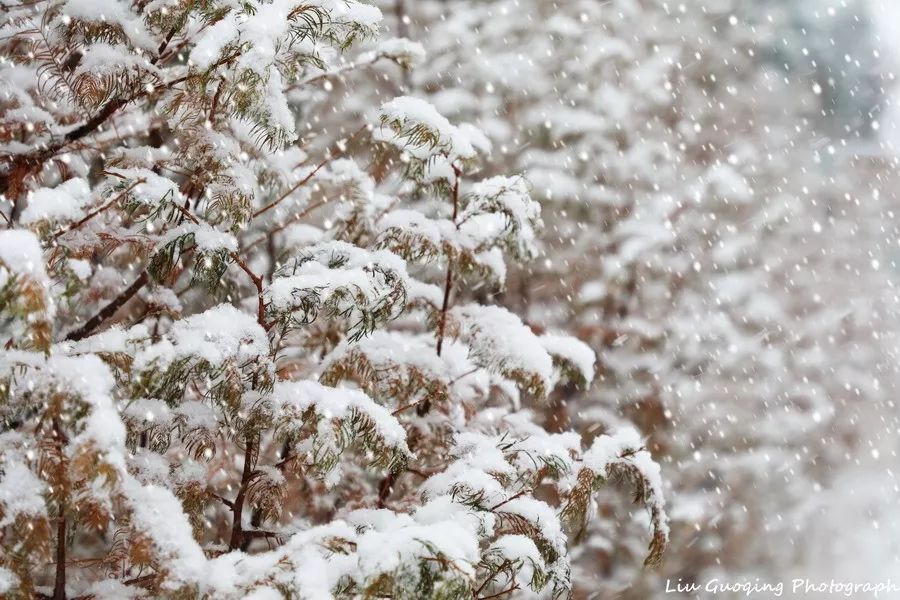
[52,512,67,600]
[64,270,149,341]
[472,560,512,598]
[210,492,235,510]
[243,198,329,252]
[209,77,226,122]
[251,125,367,220]
[489,489,530,512]
[435,165,462,357]
[241,529,282,540]
[228,433,257,550]
[51,417,67,600]
[478,584,519,600]
[392,398,424,416]
[232,253,268,330]
[50,180,143,241]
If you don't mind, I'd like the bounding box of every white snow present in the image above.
[449,304,554,396]
[21,178,92,225]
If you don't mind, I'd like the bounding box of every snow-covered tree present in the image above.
[0,1,667,598]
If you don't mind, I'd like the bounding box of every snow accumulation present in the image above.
[75,42,159,78]
[497,496,568,557]
[160,222,239,253]
[20,178,92,225]
[133,304,268,369]
[350,504,481,579]
[450,304,555,395]
[323,330,487,400]
[267,241,409,316]
[0,229,49,283]
[105,168,183,205]
[489,534,545,585]
[421,432,515,504]
[465,177,540,238]
[375,38,427,67]
[583,427,668,536]
[0,461,47,527]
[539,333,596,385]
[380,96,483,160]
[61,0,156,51]
[272,379,411,454]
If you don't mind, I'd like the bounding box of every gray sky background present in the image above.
[869,0,900,153]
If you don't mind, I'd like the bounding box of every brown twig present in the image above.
[243,198,330,252]
[51,417,68,600]
[489,489,530,512]
[228,433,257,550]
[391,399,424,416]
[251,125,367,220]
[64,270,150,341]
[479,584,519,600]
[171,202,270,329]
[50,180,143,241]
[435,165,462,357]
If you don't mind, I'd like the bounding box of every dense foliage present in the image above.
[0,1,669,598]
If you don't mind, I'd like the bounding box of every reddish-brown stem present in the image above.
[472,561,511,599]
[65,270,149,341]
[231,253,268,330]
[391,398,424,416]
[210,492,235,509]
[53,512,66,600]
[229,434,257,550]
[51,417,68,600]
[435,166,462,357]
[489,489,529,511]
[479,584,519,600]
[251,125,367,220]
[50,180,143,242]
[209,78,226,121]
[435,261,454,357]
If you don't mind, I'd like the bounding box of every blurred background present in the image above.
[337,0,900,596]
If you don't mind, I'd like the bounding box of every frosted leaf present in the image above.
[157,222,238,253]
[496,496,568,559]
[449,304,554,397]
[488,535,546,587]
[573,427,668,565]
[61,0,156,51]
[375,38,427,69]
[379,96,480,160]
[539,333,596,387]
[105,168,183,206]
[134,304,268,370]
[462,175,541,258]
[121,476,207,585]
[267,241,409,337]
[350,504,481,581]
[421,432,515,506]
[271,379,411,474]
[321,330,487,408]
